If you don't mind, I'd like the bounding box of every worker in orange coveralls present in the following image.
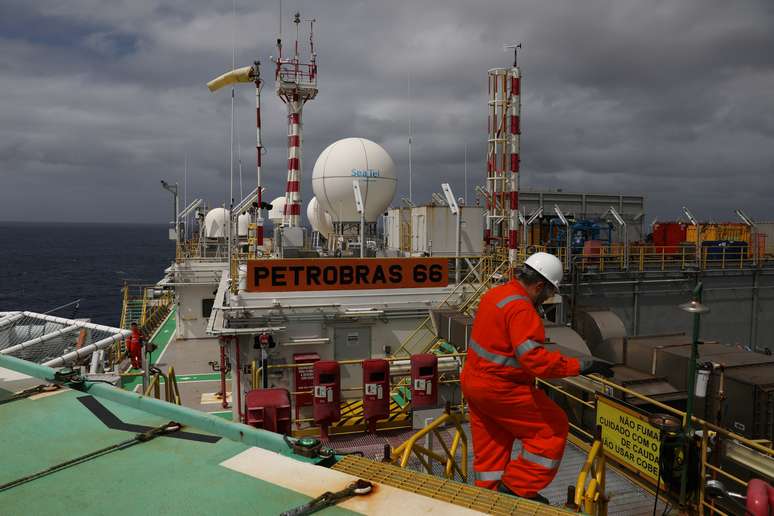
[461,252,614,504]
[126,321,145,370]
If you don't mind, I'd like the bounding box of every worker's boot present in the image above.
[497,482,550,505]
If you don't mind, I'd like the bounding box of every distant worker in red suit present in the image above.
[461,252,614,504]
[126,321,145,370]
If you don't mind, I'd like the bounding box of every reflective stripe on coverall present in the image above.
[460,280,584,498]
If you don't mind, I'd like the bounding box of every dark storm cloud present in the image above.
[0,0,772,225]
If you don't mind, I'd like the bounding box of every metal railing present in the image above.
[391,255,509,358]
[389,407,469,483]
[114,284,173,367]
[143,366,182,405]
[572,434,608,515]
[249,354,466,432]
[574,245,772,274]
[538,375,774,516]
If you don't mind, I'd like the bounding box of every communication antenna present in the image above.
[273,11,319,227]
[682,206,698,227]
[408,71,413,203]
[464,143,468,205]
[504,42,522,67]
[442,183,462,283]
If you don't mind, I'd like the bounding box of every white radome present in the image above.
[306,196,334,236]
[237,212,251,237]
[312,137,397,223]
[204,207,230,239]
[268,196,287,225]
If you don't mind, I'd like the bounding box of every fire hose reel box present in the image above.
[363,359,390,432]
[410,354,438,409]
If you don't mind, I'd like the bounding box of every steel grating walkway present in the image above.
[333,455,572,515]
[328,424,666,515]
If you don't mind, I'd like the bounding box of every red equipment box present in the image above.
[313,360,341,438]
[362,359,390,432]
[244,388,292,434]
[652,222,687,254]
[410,354,438,409]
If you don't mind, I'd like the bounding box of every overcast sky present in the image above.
[1,0,772,225]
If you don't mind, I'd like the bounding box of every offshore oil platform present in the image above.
[1,11,773,516]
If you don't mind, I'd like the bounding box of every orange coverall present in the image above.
[461,280,583,498]
[126,328,144,369]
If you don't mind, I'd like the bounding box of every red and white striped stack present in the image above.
[507,66,521,254]
[485,63,521,260]
[284,100,303,227]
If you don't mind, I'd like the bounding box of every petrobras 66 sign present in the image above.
[246,258,448,292]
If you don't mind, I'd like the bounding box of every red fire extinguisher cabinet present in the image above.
[362,359,390,432]
[410,354,438,408]
[313,360,341,438]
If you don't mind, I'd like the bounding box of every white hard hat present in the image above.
[524,252,563,289]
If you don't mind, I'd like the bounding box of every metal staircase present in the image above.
[392,255,510,358]
[116,283,174,364]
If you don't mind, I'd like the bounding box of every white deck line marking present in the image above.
[0,366,30,381]
[220,447,480,515]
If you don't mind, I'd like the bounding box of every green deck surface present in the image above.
[0,387,356,516]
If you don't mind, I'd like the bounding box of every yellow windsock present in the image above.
[207,65,254,92]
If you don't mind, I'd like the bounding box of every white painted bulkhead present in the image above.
[214,281,466,421]
[171,260,228,339]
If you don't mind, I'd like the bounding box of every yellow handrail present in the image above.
[144,372,162,399]
[139,287,149,326]
[390,409,468,482]
[573,439,607,515]
[540,372,774,515]
[166,366,182,405]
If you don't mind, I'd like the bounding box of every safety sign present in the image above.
[596,394,662,482]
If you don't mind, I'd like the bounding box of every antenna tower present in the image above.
[275,12,318,227]
[486,43,522,262]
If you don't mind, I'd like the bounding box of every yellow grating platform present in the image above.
[332,455,573,515]
[331,398,410,428]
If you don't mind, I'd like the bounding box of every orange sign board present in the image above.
[246,258,449,292]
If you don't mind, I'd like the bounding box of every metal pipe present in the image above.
[43,332,131,368]
[219,339,229,409]
[455,209,461,283]
[88,349,105,374]
[21,311,126,335]
[750,269,760,351]
[0,354,289,453]
[360,210,365,258]
[0,324,81,356]
[234,337,243,423]
[254,65,265,247]
[0,313,25,330]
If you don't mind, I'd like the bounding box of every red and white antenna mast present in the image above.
[485,43,522,262]
[274,12,318,228]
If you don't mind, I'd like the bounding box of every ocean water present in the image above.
[0,222,174,326]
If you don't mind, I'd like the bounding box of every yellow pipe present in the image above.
[704,462,748,488]
[584,478,598,514]
[575,440,602,507]
[536,379,595,408]
[701,501,732,516]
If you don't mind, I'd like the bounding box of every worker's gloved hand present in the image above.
[580,360,615,378]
